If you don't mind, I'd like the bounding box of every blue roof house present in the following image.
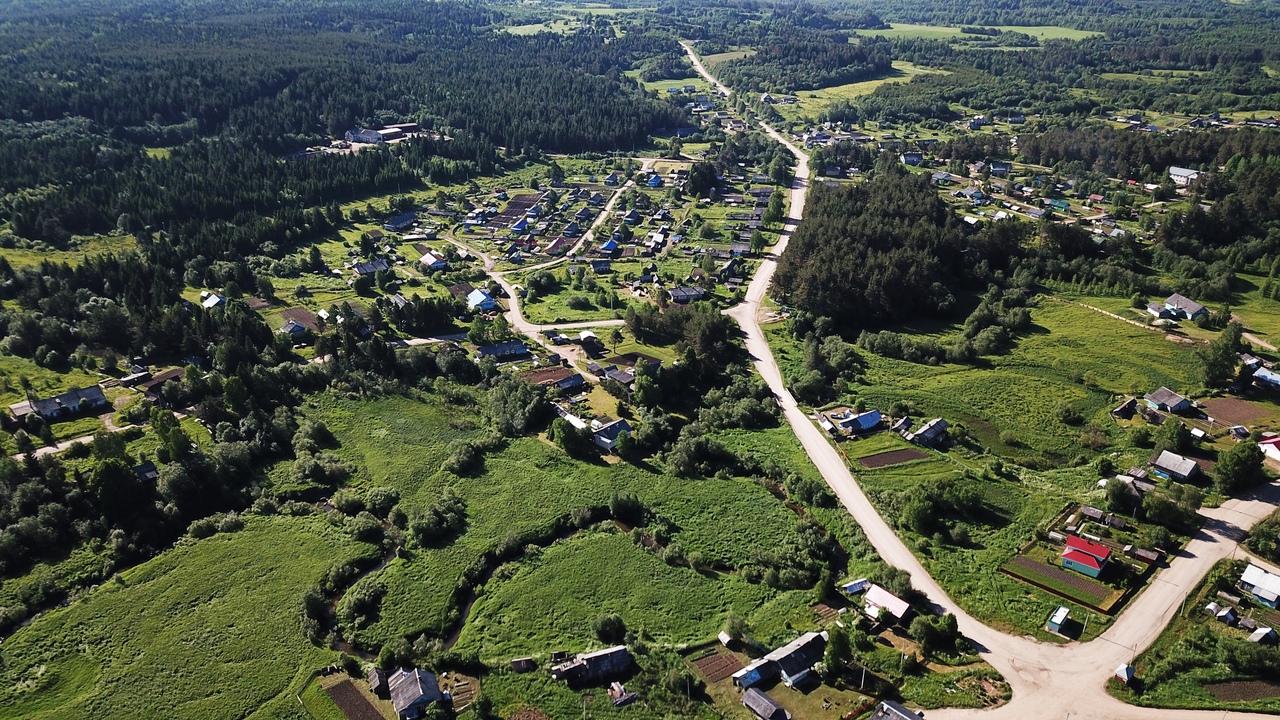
[467,289,497,311]
[647,174,664,188]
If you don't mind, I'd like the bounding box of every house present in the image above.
[383,212,418,232]
[1168,166,1201,186]
[419,251,448,271]
[388,668,442,720]
[14,386,111,422]
[742,688,791,720]
[1254,367,1280,389]
[930,171,953,185]
[989,161,1013,177]
[899,152,923,166]
[1164,293,1208,321]
[1152,449,1199,482]
[448,282,475,300]
[647,174,664,188]
[550,645,631,684]
[1144,386,1190,413]
[138,368,185,404]
[368,667,389,697]
[593,419,632,451]
[872,700,924,720]
[466,289,497,312]
[604,173,621,187]
[731,632,827,689]
[668,286,705,304]
[1047,606,1070,633]
[1062,535,1111,579]
[1241,563,1280,608]
[864,584,910,623]
[133,461,159,484]
[1146,302,1172,319]
[836,409,881,434]
[353,257,390,276]
[906,418,948,447]
[476,340,528,359]
[1259,436,1280,464]
[589,260,612,274]
[279,319,310,339]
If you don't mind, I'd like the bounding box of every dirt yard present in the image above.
[1203,397,1271,426]
[325,679,385,720]
[1205,679,1280,702]
[693,651,744,683]
[858,448,928,468]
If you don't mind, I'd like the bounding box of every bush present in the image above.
[592,612,627,643]
[565,295,594,311]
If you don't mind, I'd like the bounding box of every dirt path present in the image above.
[684,40,1280,720]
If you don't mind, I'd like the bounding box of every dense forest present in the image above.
[717,37,893,92]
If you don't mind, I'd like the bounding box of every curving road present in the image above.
[685,40,1280,720]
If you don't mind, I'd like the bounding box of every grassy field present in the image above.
[0,234,136,269]
[504,18,580,35]
[702,49,755,67]
[0,515,379,720]
[857,23,1101,43]
[303,393,826,650]
[770,298,1201,466]
[776,62,944,121]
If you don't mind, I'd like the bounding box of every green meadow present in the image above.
[0,515,378,720]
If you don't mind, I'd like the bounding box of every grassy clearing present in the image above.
[0,515,379,720]
[702,49,755,67]
[0,234,136,269]
[304,393,820,649]
[857,23,1100,42]
[776,62,944,121]
[504,18,580,36]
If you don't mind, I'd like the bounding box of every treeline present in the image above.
[717,37,893,92]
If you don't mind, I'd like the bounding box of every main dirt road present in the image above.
[686,40,1280,720]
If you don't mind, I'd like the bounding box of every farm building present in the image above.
[906,418,948,447]
[1143,386,1190,413]
[731,631,827,689]
[1241,563,1280,608]
[9,385,109,422]
[383,211,418,232]
[352,257,390,276]
[1151,450,1199,481]
[1168,166,1201,186]
[466,289,497,311]
[1062,535,1111,579]
[872,700,924,720]
[864,585,910,623]
[668,286,706,304]
[1145,302,1172,319]
[1047,606,1070,633]
[593,418,632,451]
[344,128,384,144]
[550,645,631,685]
[476,340,528,359]
[388,668,442,719]
[1163,293,1207,321]
[742,688,791,720]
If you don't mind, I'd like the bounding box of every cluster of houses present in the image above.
[1200,563,1280,644]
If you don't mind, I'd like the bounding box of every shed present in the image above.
[510,657,536,673]
[1115,664,1135,684]
[1047,606,1070,633]
[368,667,389,697]
[1248,627,1277,644]
[742,688,791,720]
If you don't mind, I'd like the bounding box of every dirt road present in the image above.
[685,39,1280,720]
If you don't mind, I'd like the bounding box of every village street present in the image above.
[685,40,1280,720]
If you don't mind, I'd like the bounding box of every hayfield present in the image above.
[0,515,379,720]
[775,61,944,120]
[304,393,829,649]
[856,23,1100,43]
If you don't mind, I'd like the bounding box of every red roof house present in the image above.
[1062,536,1111,579]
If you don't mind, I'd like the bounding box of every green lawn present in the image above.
[702,49,755,67]
[0,234,136,269]
[0,515,379,720]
